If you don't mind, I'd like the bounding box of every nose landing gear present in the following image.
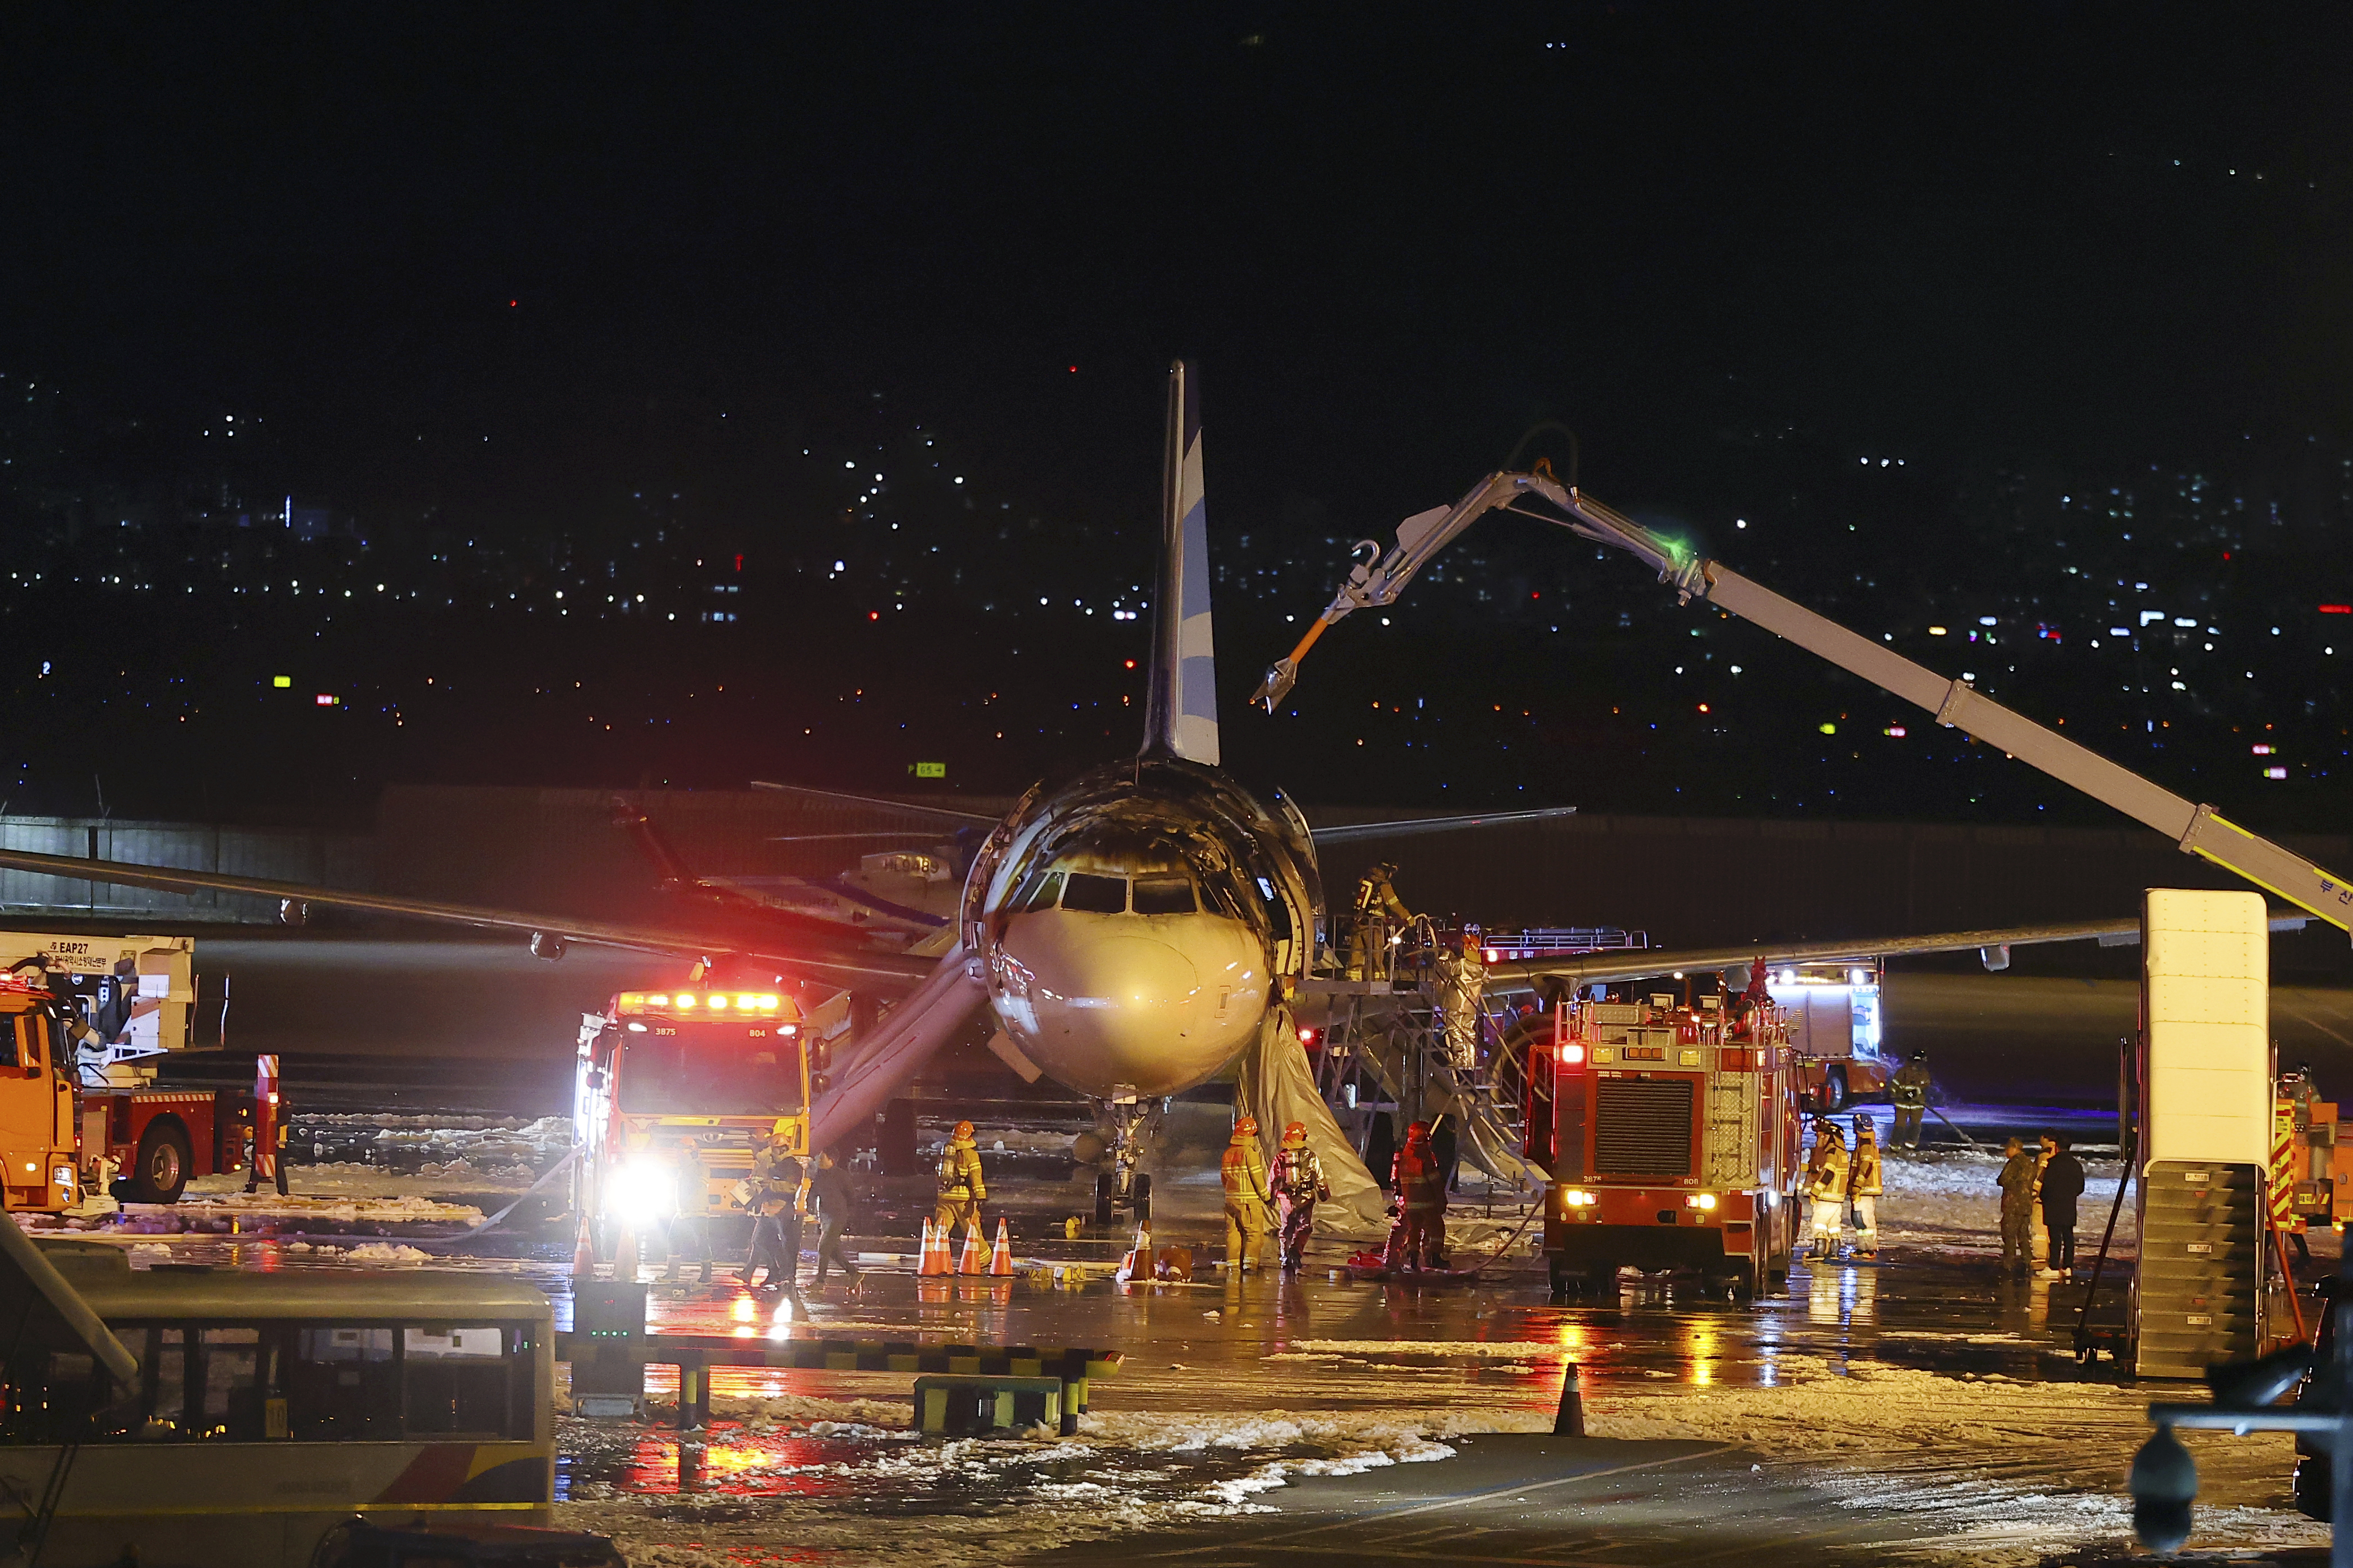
[1087,1095,1164,1226]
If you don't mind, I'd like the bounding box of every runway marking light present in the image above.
[1558,1043,1585,1066]
[1685,1193,1718,1210]
[1564,1190,1597,1208]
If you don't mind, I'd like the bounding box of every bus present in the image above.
[4,1244,554,1567]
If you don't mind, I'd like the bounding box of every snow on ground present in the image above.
[554,1393,1493,1567]
[1877,1148,2135,1254]
[145,1190,485,1226]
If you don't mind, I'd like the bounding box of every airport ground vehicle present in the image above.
[12,1243,554,1567]
[1766,959,1892,1111]
[1525,989,1803,1300]
[2276,1067,2351,1238]
[573,983,814,1271]
[0,955,251,1210]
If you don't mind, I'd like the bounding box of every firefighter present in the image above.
[1266,1121,1330,1271]
[1221,1115,1274,1272]
[1731,958,1771,1037]
[935,1118,987,1240]
[1846,1119,1883,1257]
[1386,1120,1447,1271]
[1433,931,1485,1071]
[1890,1053,1932,1151]
[1997,1135,2038,1277]
[1347,862,1412,979]
[741,1122,806,1308]
[1804,1120,1848,1259]
[808,1146,862,1291]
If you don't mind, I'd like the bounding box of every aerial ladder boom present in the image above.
[1252,468,2353,938]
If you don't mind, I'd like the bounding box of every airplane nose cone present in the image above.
[994,920,1266,1098]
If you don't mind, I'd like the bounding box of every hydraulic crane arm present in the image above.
[1252,469,2353,937]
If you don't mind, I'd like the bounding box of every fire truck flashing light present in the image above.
[614,990,794,1029]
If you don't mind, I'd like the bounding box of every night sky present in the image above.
[3,5,2350,828]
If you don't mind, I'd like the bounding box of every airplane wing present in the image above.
[1481,911,2314,993]
[749,781,1002,825]
[1307,805,1579,845]
[0,846,937,994]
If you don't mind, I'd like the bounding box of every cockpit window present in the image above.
[1060,873,1128,914]
[1007,869,1064,913]
[1130,876,1197,916]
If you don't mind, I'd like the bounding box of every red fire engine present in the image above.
[0,967,252,1209]
[1525,988,1803,1300]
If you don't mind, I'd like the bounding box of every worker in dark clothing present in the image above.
[2038,1135,2087,1278]
[1385,1121,1447,1271]
[807,1147,862,1291]
[1996,1136,2038,1277]
[1890,1053,1932,1151]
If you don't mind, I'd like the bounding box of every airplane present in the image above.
[0,364,2262,1225]
[0,361,1585,1226]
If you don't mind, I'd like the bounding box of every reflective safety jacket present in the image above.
[1222,1134,1271,1211]
[937,1135,986,1201]
[1805,1142,1848,1201]
[1891,1062,1932,1109]
[1268,1147,1330,1207]
[749,1147,805,1217]
[1846,1141,1882,1198]
[1393,1145,1446,1214]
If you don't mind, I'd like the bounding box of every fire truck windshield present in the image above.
[616,1024,805,1116]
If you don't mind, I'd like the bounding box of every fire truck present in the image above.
[573,982,814,1274]
[0,935,253,1208]
[1764,959,1894,1111]
[2275,1067,2350,1239]
[1524,988,1803,1301]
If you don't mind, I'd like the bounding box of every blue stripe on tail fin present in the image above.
[1141,359,1220,765]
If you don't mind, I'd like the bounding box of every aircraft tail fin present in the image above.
[1139,359,1219,765]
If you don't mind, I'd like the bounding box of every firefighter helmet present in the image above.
[1404,1119,1431,1144]
[1233,1115,1259,1139]
[1281,1121,1309,1148]
[1856,1119,1877,1141]
[953,1119,975,1141]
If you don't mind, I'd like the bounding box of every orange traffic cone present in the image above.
[918,1217,950,1277]
[958,1220,988,1276]
[988,1218,1014,1277]
[570,1216,597,1281]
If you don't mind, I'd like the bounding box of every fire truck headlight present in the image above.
[50,1166,73,1192]
[606,1163,676,1225]
[1558,1043,1585,1066]
[1685,1193,1718,1210]
[1563,1190,1597,1208]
